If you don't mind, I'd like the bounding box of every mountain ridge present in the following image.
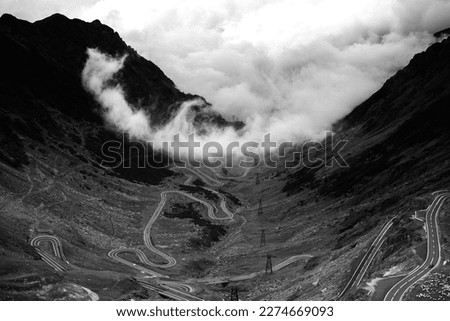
[1,13,450,301]
[0,13,243,182]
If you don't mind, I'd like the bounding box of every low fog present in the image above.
[82,48,254,160]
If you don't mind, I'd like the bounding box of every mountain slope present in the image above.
[0,13,240,300]
[1,12,449,301]
[285,34,450,209]
[0,13,186,123]
[210,33,450,301]
[279,34,450,299]
[0,13,243,183]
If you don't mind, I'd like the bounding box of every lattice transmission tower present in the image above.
[230,287,239,301]
[260,229,266,247]
[258,199,263,215]
[265,253,273,274]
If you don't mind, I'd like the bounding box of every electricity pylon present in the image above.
[260,229,266,247]
[265,253,273,274]
[230,287,239,301]
[257,199,263,215]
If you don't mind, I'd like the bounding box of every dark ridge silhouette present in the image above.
[0,13,241,183]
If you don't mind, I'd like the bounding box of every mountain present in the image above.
[281,33,450,299]
[285,33,450,209]
[0,13,242,300]
[1,12,450,301]
[0,13,241,183]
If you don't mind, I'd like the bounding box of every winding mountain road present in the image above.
[175,166,243,219]
[179,167,224,187]
[337,216,395,299]
[106,167,238,299]
[137,279,204,301]
[31,235,71,272]
[158,280,195,293]
[205,166,252,181]
[195,254,313,284]
[108,182,236,273]
[107,249,167,278]
[31,165,309,301]
[384,192,449,301]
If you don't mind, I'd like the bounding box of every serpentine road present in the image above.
[31,166,311,300]
[384,192,449,301]
[108,188,235,276]
[205,166,252,180]
[180,167,224,186]
[107,167,237,295]
[31,235,71,272]
[194,254,313,284]
[137,279,204,301]
[337,216,395,299]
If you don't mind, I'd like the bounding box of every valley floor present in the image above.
[1,148,450,301]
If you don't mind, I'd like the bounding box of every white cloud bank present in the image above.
[3,0,450,144]
[77,0,449,143]
[82,48,256,160]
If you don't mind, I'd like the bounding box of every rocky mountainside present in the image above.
[0,14,241,300]
[285,33,450,215]
[0,13,241,183]
[1,12,450,301]
[280,33,450,299]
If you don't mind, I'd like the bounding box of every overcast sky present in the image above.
[2,0,450,142]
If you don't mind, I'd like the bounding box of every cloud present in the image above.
[3,0,450,144]
[76,0,446,143]
[82,48,152,140]
[81,48,239,159]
